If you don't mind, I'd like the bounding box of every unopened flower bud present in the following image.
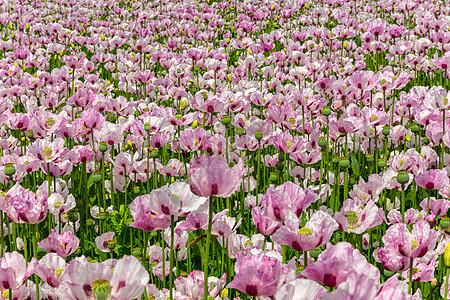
[445,243,450,267]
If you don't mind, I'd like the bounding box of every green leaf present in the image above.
[350,154,360,177]
[422,282,431,298]
[87,173,94,189]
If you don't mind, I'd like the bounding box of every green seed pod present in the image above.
[4,164,15,177]
[26,130,34,139]
[396,171,410,185]
[321,106,332,116]
[276,161,284,171]
[91,279,112,300]
[318,137,327,148]
[107,239,116,251]
[125,217,134,227]
[349,177,356,185]
[221,115,231,125]
[97,212,107,221]
[382,126,390,136]
[99,142,108,153]
[410,123,419,133]
[366,153,374,163]
[68,210,79,222]
[339,157,350,169]
[377,158,386,168]
[236,128,245,136]
[269,172,278,182]
[133,186,141,195]
[150,150,159,158]
[255,130,263,140]
[132,247,142,257]
[431,278,438,289]
[92,172,102,184]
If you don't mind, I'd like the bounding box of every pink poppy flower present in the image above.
[272,210,338,252]
[81,109,106,129]
[424,86,450,110]
[174,270,226,300]
[0,252,36,291]
[334,199,384,234]
[95,232,116,253]
[275,278,327,300]
[251,207,281,236]
[377,247,410,272]
[189,154,244,198]
[6,183,47,224]
[129,194,170,232]
[34,253,66,288]
[321,273,377,300]
[149,182,208,216]
[261,181,317,222]
[420,197,450,216]
[227,252,281,297]
[28,137,68,163]
[48,192,76,215]
[38,229,79,258]
[57,255,149,300]
[302,242,380,287]
[383,220,437,258]
[415,169,450,190]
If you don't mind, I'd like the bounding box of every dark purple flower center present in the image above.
[211,183,219,195]
[323,273,337,287]
[246,284,258,296]
[425,182,435,190]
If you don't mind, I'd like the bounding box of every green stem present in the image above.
[408,257,413,295]
[204,197,213,300]
[445,267,450,299]
[169,215,175,300]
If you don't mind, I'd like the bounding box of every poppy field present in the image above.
[2,0,450,299]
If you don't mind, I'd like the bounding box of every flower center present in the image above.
[297,227,313,236]
[46,118,56,129]
[412,268,421,275]
[411,240,419,250]
[345,211,359,230]
[91,279,111,300]
[370,115,379,122]
[43,147,53,160]
[55,268,64,278]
